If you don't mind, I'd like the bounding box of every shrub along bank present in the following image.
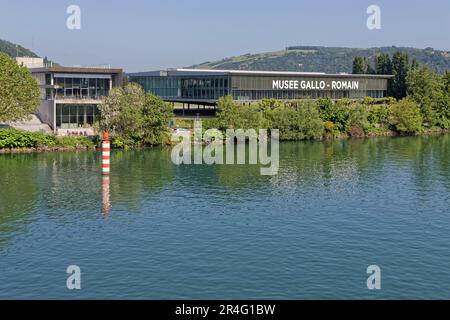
[208,95,447,141]
[0,129,95,152]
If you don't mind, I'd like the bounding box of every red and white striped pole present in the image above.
[102,132,110,175]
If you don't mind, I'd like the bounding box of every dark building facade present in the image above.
[128,69,392,105]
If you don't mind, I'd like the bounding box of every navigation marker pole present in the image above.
[101,132,111,216]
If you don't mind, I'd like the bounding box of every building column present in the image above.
[53,100,57,134]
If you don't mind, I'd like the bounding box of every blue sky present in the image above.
[0,0,449,72]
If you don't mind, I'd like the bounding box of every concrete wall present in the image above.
[37,100,55,130]
[16,57,44,68]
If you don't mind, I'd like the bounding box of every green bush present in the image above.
[348,106,370,136]
[216,96,267,130]
[267,102,324,140]
[367,103,390,129]
[0,129,56,148]
[202,118,220,130]
[389,98,423,134]
[0,129,93,149]
[111,137,129,150]
[317,98,351,132]
[55,136,94,148]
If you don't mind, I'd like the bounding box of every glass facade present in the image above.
[55,104,100,129]
[130,76,230,100]
[54,77,111,99]
[129,72,390,102]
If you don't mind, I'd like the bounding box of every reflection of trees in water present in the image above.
[269,139,388,192]
[405,134,450,193]
[170,144,272,193]
[0,154,39,245]
[39,149,174,214]
[214,144,272,192]
[213,140,391,193]
[38,152,101,216]
[275,135,450,195]
[435,134,450,191]
[0,134,448,227]
[109,148,174,212]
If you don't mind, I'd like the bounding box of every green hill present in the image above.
[0,39,39,58]
[191,46,450,74]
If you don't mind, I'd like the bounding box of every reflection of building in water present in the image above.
[102,175,111,216]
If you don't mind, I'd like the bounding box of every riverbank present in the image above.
[0,145,97,154]
[332,127,450,140]
[1,127,449,154]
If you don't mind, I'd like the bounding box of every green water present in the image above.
[0,134,449,299]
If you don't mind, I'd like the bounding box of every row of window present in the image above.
[130,76,230,99]
[55,104,100,129]
[50,78,111,99]
[232,90,386,100]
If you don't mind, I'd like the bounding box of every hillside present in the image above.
[0,39,39,58]
[191,46,450,74]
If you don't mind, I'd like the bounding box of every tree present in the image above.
[411,59,419,70]
[216,96,266,130]
[99,83,173,147]
[444,71,450,93]
[352,57,365,74]
[407,66,448,128]
[444,72,450,127]
[375,53,392,75]
[141,94,174,145]
[389,98,423,133]
[0,52,40,122]
[352,56,374,74]
[266,101,324,140]
[391,51,410,99]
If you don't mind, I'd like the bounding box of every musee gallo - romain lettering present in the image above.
[272,80,359,90]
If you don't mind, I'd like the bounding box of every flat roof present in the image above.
[129,68,393,78]
[30,66,123,75]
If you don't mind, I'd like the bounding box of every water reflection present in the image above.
[0,154,39,246]
[1,135,450,299]
[0,135,448,231]
[102,175,110,216]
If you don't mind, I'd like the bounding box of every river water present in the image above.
[0,135,449,299]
